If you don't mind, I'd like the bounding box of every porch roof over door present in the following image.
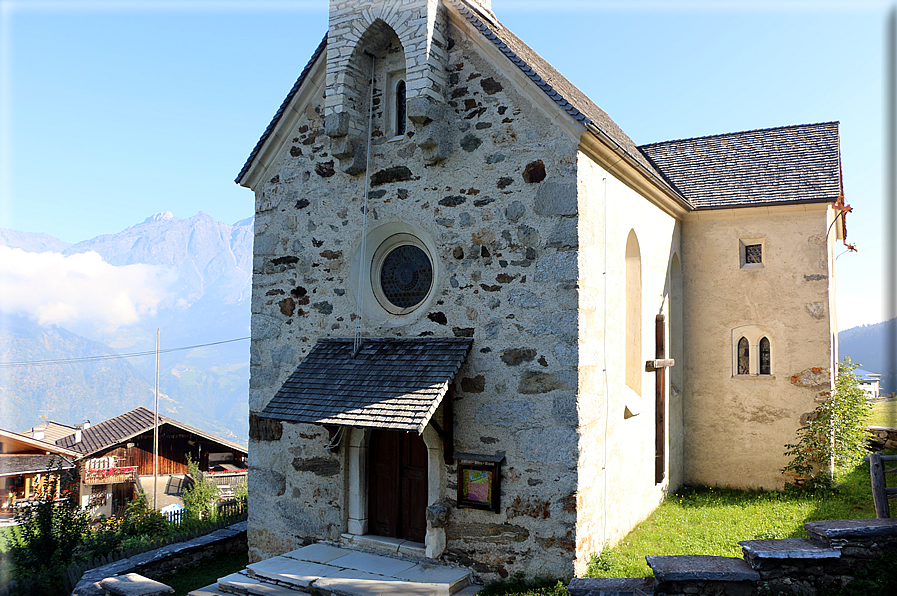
[260,338,474,435]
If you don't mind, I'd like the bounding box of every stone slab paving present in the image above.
[212,571,303,596]
[218,544,474,596]
[246,557,336,590]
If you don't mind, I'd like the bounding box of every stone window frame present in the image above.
[352,223,440,327]
[387,69,407,141]
[732,325,775,378]
[371,233,434,315]
[739,237,765,270]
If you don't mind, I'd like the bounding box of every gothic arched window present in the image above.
[395,79,407,136]
[759,337,771,375]
[737,337,750,376]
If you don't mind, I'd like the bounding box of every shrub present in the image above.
[181,455,221,521]
[5,461,90,595]
[121,490,170,537]
[784,358,871,487]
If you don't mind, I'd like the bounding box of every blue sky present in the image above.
[0,0,891,330]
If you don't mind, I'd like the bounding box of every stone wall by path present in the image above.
[869,426,897,450]
[70,521,247,596]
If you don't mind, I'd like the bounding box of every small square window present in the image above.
[740,238,765,269]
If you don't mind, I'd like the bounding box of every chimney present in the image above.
[75,429,82,444]
[33,429,45,441]
[83,419,90,430]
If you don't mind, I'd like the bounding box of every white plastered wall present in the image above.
[682,204,835,490]
[574,152,682,573]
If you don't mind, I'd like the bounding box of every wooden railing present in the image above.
[83,466,138,485]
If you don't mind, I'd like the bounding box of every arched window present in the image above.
[759,337,771,375]
[625,230,641,394]
[737,337,750,375]
[732,326,775,377]
[395,79,406,136]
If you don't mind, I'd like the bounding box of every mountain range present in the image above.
[0,213,893,444]
[0,213,252,444]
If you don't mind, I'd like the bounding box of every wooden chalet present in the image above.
[49,407,247,517]
[0,428,79,516]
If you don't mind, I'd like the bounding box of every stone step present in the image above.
[738,537,840,569]
[646,555,760,584]
[221,571,306,595]
[239,544,471,596]
[568,576,655,595]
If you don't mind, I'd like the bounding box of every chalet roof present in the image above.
[21,421,78,444]
[0,454,74,477]
[0,428,80,458]
[55,407,247,457]
[260,337,473,434]
[638,122,843,209]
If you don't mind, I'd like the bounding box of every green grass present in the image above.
[153,545,248,596]
[585,458,891,579]
[870,397,897,427]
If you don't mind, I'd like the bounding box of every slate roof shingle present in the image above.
[260,337,474,434]
[55,407,247,456]
[0,454,74,477]
[638,122,843,209]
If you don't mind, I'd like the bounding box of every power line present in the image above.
[0,336,251,369]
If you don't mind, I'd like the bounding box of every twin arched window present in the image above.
[733,327,773,377]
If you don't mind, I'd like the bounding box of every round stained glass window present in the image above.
[379,244,433,310]
[371,234,435,315]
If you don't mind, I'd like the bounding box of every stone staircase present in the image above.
[189,543,481,596]
[568,518,897,596]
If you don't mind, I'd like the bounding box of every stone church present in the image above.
[237,0,849,579]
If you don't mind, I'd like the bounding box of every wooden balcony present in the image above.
[83,466,138,485]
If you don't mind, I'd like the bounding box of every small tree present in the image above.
[181,454,220,520]
[784,357,871,487]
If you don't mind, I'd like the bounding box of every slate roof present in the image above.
[0,454,74,477]
[260,337,474,434]
[55,407,247,456]
[21,421,77,444]
[638,122,843,209]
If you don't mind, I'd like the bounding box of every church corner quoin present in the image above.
[236,0,847,581]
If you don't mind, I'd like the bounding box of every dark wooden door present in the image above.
[368,430,427,543]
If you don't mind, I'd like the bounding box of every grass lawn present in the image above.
[870,397,897,427]
[585,457,892,579]
[154,545,248,596]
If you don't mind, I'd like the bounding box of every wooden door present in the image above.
[368,430,427,543]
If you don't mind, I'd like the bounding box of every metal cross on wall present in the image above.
[646,314,674,485]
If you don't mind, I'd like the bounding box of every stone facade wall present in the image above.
[247,9,590,579]
[681,205,836,490]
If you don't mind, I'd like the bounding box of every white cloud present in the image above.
[0,247,176,330]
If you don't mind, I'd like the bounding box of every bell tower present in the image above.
[324,0,458,169]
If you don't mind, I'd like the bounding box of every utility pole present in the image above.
[153,329,160,510]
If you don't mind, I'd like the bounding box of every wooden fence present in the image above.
[866,452,897,518]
